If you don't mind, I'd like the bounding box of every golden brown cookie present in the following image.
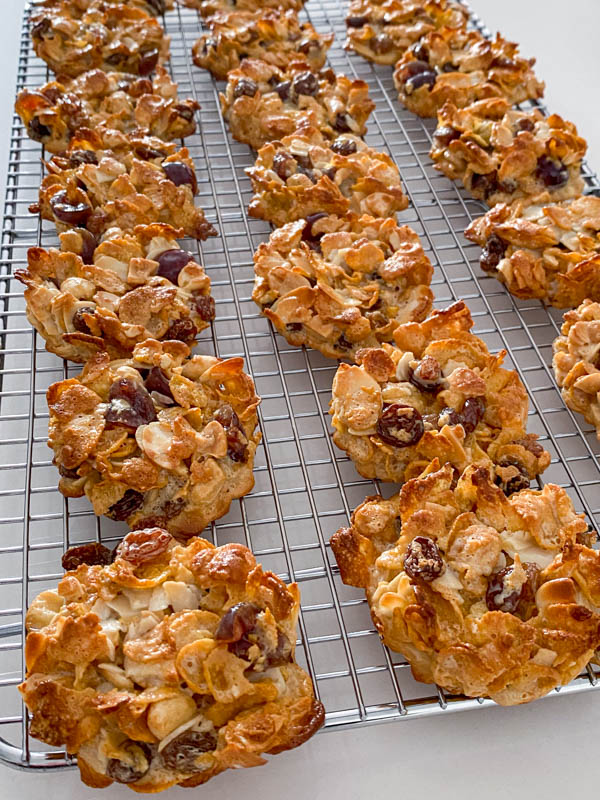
[393,28,544,118]
[345,0,467,66]
[33,0,173,14]
[16,224,214,363]
[330,301,550,485]
[553,300,600,435]
[20,528,324,790]
[465,195,600,307]
[30,1,170,78]
[252,214,433,360]
[331,462,600,705]
[246,125,408,227]
[220,59,375,150]
[182,0,305,18]
[16,68,199,155]
[431,99,586,205]
[47,339,261,537]
[32,134,216,241]
[192,9,333,80]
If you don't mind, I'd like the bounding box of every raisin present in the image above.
[273,80,291,101]
[107,489,144,521]
[173,103,194,121]
[405,70,436,92]
[264,630,293,667]
[233,78,258,98]
[404,536,445,582]
[480,234,507,273]
[376,403,424,447]
[434,125,460,147]
[62,542,113,571]
[162,162,197,193]
[49,190,92,226]
[298,38,319,54]
[165,318,197,342]
[79,229,97,265]
[272,152,296,180]
[286,322,303,331]
[441,62,456,73]
[27,117,51,142]
[116,527,173,565]
[214,404,249,462]
[68,149,98,168]
[105,378,157,431]
[330,137,357,156]
[536,155,568,188]
[161,731,217,772]
[333,113,352,133]
[163,496,185,520]
[371,33,393,54]
[106,742,151,784]
[292,71,319,97]
[409,355,443,393]
[215,602,260,642]
[135,145,167,161]
[301,212,327,250]
[71,306,95,335]
[470,171,498,199]
[337,334,353,351]
[486,565,522,613]
[517,117,536,133]
[194,294,216,321]
[437,406,462,427]
[496,457,530,495]
[144,366,174,401]
[410,43,430,63]
[156,248,193,284]
[346,14,368,27]
[459,396,485,434]
[58,464,79,479]
[138,49,159,76]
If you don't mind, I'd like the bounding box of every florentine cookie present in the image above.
[220,59,375,150]
[553,300,600,436]
[182,0,305,17]
[393,28,544,118]
[246,125,408,227]
[345,0,468,66]
[465,195,600,307]
[16,68,199,155]
[33,0,173,14]
[47,339,261,536]
[331,462,600,705]
[20,529,324,790]
[430,99,586,205]
[30,1,170,78]
[330,301,550,486]
[192,9,333,80]
[16,224,214,363]
[252,214,433,360]
[32,138,216,241]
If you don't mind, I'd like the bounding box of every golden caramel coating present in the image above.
[32,135,216,241]
[192,9,333,80]
[20,530,324,790]
[553,300,600,436]
[220,59,375,151]
[393,28,544,118]
[331,462,600,705]
[182,0,305,17]
[47,340,261,537]
[30,1,170,78]
[16,68,198,155]
[465,195,600,307]
[252,214,433,360]
[16,224,214,363]
[345,0,467,66]
[33,0,173,13]
[431,99,585,206]
[247,126,408,227]
[330,301,550,485]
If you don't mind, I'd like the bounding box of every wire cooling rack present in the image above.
[1,0,600,773]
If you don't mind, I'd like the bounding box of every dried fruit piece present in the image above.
[403,536,444,582]
[61,542,113,571]
[116,527,173,565]
[376,403,425,447]
[161,731,217,772]
[105,378,157,431]
[107,489,144,521]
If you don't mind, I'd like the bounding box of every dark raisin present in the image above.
[144,366,173,401]
[272,151,296,180]
[441,62,456,73]
[405,70,437,93]
[194,294,215,321]
[264,630,293,667]
[138,49,159,76]
[233,77,258,99]
[437,406,462,428]
[49,190,92,226]
[107,741,152,784]
[459,396,485,434]
[286,322,303,331]
[68,149,98,167]
[470,171,498,200]
[496,457,530,495]
[116,528,173,564]
[161,732,217,772]
[173,103,194,121]
[105,378,158,431]
[58,464,79,479]
[298,38,319,54]
[517,117,536,133]
[376,403,425,447]
[491,55,517,69]
[409,355,443,393]
[165,318,197,342]
[27,117,51,142]
[410,43,430,63]
[156,248,193,284]
[215,602,260,642]
[404,536,445,582]
[107,489,145,521]
[371,33,393,54]
[292,71,319,97]
[479,234,507,273]
[536,155,568,188]
[434,125,461,147]
[162,162,197,193]
[301,212,327,249]
[273,80,291,101]
[135,145,167,161]
[146,0,166,13]
[62,542,113,571]
[214,404,249,462]
[333,113,352,132]
[346,14,368,27]
[72,306,95,335]
[79,229,97,264]
[486,565,521,613]
[163,497,185,520]
[330,137,357,156]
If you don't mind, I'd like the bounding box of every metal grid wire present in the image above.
[0,0,599,771]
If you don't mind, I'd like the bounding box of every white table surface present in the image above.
[0,1,599,797]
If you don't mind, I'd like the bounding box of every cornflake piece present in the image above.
[30,1,170,78]
[182,0,305,18]
[345,0,467,66]
[16,223,214,363]
[431,99,585,206]
[47,339,261,537]
[553,300,600,435]
[16,68,199,155]
[32,134,216,241]
[393,28,544,118]
[330,300,550,484]
[192,9,333,80]
[20,529,324,790]
[331,462,600,705]
[252,214,433,360]
[220,59,375,150]
[247,125,408,226]
[465,195,600,307]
